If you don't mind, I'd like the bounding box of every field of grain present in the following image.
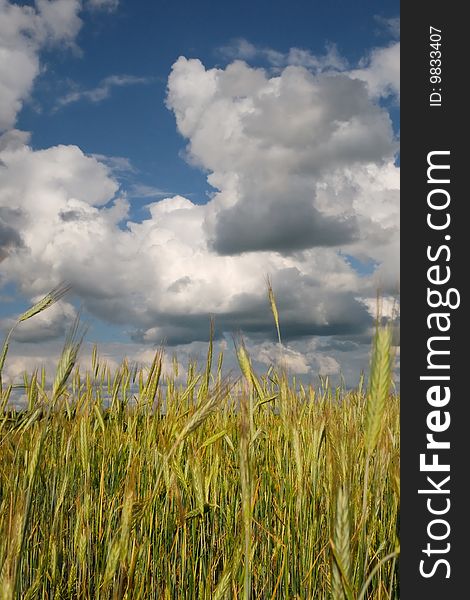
[0,289,399,599]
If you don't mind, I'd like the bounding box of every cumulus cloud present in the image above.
[0,132,374,348]
[350,42,400,100]
[1,40,399,383]
[219,37,399,102]
[167,56,398,267]
[0,0,82,131]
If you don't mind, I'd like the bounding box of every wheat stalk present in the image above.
[364,324,393,454]
[331,484,352,600]
[239,393,252,600]
[52,314,85,404]
[361,322,394,582]
[0,284,71,393]
[266,276,282,347]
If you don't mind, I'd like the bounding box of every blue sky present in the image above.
[0,0,399,385]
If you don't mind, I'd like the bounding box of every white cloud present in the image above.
[166,56,398,274]
[360,295,399,321]
[35,0,82,45]
[0,0,82,131]
[219,37,399,101]
[131,347,183,380]
[350,42,400,100]
[253,341,311,375]
[311,352,341,376]
[0,134,120,280]
[2,352,58,388]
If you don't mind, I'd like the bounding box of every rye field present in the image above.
[0,288,399,599]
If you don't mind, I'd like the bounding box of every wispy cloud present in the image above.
[91,154,137,175]
[128,184,171,199]
[56,75,152,109]
[218,38,347,72]
[374,16,400,39]
[89,156,172,200]
[86,0,120,12]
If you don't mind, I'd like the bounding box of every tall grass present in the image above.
[0,290,399,599]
